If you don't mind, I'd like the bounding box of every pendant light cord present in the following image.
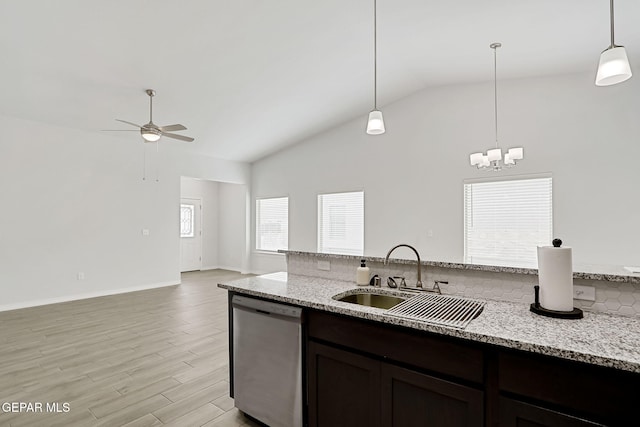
[493,44,499,148]
[373,0,378,110]
[143,144,146,181]
[149,94,153,123]
[610,0,616,48]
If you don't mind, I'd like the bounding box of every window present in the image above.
[256,197,289,251]
[318,191,364,255]
[464,176,552,268]
[180,204,195,238]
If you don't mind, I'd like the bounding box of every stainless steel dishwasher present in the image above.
[232,295,303,427]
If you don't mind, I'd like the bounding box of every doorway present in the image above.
[180,197,202,272]
[179,176,249,274]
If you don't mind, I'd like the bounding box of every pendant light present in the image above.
[595,0,632,86]
[366,0,385,135]
[470,43,523,171]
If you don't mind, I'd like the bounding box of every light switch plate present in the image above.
[317,260,331,271]
[573,284,595,301]
[142,229,150,236]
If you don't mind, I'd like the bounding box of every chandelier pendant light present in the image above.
[366,0,385,135]
[595,0,632,86]
[470,43,523,171]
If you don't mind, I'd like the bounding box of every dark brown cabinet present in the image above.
[305,309,640,427]
[381,364,483,427]
[498,351,639,426]
[307,310,485,427]
[308,342,381,427]
[307,341,483,427]
[499,398,605,427]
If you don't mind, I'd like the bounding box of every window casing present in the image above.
[256,197,289,252]
[464,176,552,268]
[318,191,364,255]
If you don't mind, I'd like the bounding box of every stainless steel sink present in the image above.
[333,290,485,329]
[335,292,407,309]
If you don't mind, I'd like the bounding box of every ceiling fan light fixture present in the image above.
[366,110,386,135]
[596,46,632,86]
[141,128,161,142]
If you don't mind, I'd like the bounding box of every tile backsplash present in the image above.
[286,252,640,317]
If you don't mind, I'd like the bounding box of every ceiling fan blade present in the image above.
[159,124,187,132]
[161,132,194,142]
[115,119,142,129]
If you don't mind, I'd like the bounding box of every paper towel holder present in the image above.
[531,285,583,319]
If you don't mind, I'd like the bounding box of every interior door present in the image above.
[180,198,202,272]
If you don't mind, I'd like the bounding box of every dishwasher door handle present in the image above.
[232,295,302,319]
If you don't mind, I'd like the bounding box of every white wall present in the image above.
[251,72,640,271]
[218,183,249,273]
[0,114,250,310]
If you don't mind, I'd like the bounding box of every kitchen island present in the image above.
[219,272,640,426]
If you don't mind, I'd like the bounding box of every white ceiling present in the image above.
[1,0,638,162]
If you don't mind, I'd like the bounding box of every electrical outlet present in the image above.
[77,272,85,280]
[573,285,595,301]
[317,260,331,271]
[142,229,150,236]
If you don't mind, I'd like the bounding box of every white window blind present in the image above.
[464,176,552,268]
[256,197,288,252]
[318,191,364,255]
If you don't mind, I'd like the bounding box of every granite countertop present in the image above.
[218,272,640,374]
[280,250,640,284]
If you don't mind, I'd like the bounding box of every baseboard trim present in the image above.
[216,265,243,273]
[248,269,278,275]
[187,265,253,275]
[0,280,180,313]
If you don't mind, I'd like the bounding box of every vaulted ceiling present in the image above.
[1,0,638,162]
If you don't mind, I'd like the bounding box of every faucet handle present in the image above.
[386,276,397,288]
[433,280,448,294]
[387,276,405,289]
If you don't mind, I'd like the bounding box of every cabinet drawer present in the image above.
[499,397,604,427]
[382,364,484,427]
[498,350,639,425]
[308,310,484,383]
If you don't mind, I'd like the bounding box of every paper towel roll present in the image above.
[537,246,574,312]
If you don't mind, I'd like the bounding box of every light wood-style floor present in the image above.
[0,270,260,427]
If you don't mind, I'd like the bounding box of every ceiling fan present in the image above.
[109,89,194,143]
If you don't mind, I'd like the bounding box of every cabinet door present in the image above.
[499,397,605,427]
[381,364,484,427]
[307,341,381,427]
